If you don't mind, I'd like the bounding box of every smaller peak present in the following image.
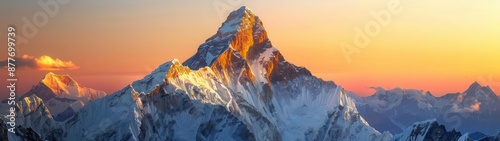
[464,81,497,98]
[155,59,181,70]
[42,72,77,88]
[415,119,437,124]
[44,72,55,79]
[465,81,484,93]
[338,86,357,110]
[237,6,248,10]
[425,91,433,96]
[171,58,181,64]
[471,81,482,87]
[235,6,253,14]
[43,72,72,80]
[21,94,44,107]
[131,59,180,95]
[216,6,258,34]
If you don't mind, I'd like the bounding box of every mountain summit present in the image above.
[464,81,496,99]
[184,6,311,87]
[184,6,269,69]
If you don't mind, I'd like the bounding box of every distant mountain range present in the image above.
[1,6,499,141]
[356,82,500,136]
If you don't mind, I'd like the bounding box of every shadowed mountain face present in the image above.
[356,82,500,135]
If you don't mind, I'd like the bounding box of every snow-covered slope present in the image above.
[63,62,252,140]
[356,88,440,134]
[356,82,500,135]
[4,6,393,141]
[7,95,62,141]
[479,132,500,141]
[391,119,463,141]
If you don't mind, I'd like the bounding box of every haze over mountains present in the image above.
[1,6,499,141]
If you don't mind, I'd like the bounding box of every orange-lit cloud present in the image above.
[34,55,79,70]
[0,54,79,70]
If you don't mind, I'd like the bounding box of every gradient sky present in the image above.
[1,0,499,100]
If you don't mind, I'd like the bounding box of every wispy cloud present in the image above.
[470,101,481,111]
[450,100,481,113]
[0,54,80,70]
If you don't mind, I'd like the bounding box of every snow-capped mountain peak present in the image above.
[131,59,177,95]
[41,72,79,96]
[468,81,482,90]
[10,94,60,141]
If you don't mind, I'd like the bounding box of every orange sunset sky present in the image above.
[1,0,499,99]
